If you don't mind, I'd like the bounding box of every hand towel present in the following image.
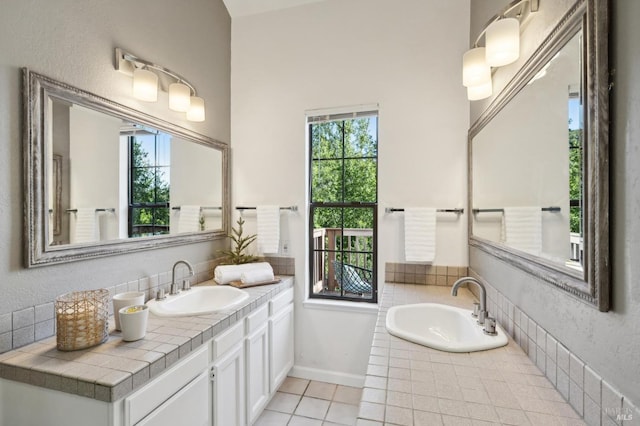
[504,206,542,255]
[404,207,436,262]
[178,205,201,233]
[257,205,280,254]
[73,207,98,243]
[214,262,273,284]
[240,268,275,284]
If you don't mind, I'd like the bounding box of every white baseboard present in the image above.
[288,365,365,388]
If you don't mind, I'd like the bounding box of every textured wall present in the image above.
[0,0,230,331]
[469,0,640,405]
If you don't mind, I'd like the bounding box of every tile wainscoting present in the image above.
[385,263,468,286]
[468,268,639,426]
[0,256,294,354]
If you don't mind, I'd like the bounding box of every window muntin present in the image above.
[308,114,378,302]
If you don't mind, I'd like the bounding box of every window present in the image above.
[128,132,171,237]
[308,110,378,302]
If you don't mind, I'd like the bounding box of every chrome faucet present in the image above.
[170,260,195,295]
[451,277,488,325]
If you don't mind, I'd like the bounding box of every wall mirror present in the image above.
[468,0,609,310]
[24,69,230,267]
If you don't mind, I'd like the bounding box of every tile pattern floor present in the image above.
[256,377,362,425]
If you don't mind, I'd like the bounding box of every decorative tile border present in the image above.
[384,263,468,286]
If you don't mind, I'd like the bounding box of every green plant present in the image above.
[218,217,259,264]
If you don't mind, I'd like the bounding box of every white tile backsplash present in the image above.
[470,269,638,426]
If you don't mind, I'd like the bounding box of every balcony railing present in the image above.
[312,227,373,293]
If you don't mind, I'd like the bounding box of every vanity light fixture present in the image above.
[463,0,539,100]
[115,48,205,122]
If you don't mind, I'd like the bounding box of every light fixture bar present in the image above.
[472,0,538,48]
[114,48,197,96]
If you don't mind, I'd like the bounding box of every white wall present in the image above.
[69,105,121,242]
[231,0,470,382]
[0,0,230,322]
[470,0,640,406]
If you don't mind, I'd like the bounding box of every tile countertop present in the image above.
[357,283,586,426]
[0,277,293,403]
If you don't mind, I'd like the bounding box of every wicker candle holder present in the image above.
[55,289,109,351]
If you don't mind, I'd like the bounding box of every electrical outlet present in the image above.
[281,240,290,255]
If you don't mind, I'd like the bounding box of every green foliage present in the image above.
[130,137,170,236]
[218,217,259,265]
[569,129,582,234]
[311,118,377,230]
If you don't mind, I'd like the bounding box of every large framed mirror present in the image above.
[468,0,609,310]
[24,69,230,267]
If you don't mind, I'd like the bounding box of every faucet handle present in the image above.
[483,317,498,335]
[182,279,191,291]
[471,302,480,318]
[156,288,166,300]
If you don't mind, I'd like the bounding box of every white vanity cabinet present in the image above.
[124,344,210,426]
[0,283,295,426]
[211,321,246,426]
[245,304,270,425]
[269,288,295,393]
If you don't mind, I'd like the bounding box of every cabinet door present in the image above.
[212,342,245,426]
[137,371,210,426]
[269,303,294,393]
[246,323,270,425]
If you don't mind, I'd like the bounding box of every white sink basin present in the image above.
[385,303,508,353]
[147,285,249,317]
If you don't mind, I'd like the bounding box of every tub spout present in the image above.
[452,277,488,325]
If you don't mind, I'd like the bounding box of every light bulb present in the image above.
[463,47,491,87]
[467,80,493,101]
[486,18,520,67]
[186,96,205,122]
[132,68,158,102]
[169,82,191,112]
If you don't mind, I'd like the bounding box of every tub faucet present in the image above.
[451,277,488,325]
[170,260,195,295]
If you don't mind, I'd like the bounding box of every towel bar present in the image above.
[65,208,115,214]
[172,206,221,211]
[236,206,298,212]
[385,207,464,214]
[472,206,561,214]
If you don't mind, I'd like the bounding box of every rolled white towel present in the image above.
[241,269,275,284]
[214,262,273,284]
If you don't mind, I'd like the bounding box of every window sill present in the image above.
[303,298,379,314]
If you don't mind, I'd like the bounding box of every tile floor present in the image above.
[255,377,363,425]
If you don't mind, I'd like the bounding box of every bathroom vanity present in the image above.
[0,279,294,426]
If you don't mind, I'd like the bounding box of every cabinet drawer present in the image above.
[269,287,294,315]
[246,303,269,334]
[125,344,209,426]
[212,320,244,359]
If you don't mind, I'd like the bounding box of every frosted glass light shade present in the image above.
[467,80,493,101]
[186,96,205,122]
[132,68,158,102]
[169,83,191,112]
[485,18,520,67]
[462,47,491,87]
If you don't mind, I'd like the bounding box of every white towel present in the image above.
[257,205,280,254]
[178,205,201,233]
[404,207,436,262]
[73,208,97,243]
[504,207,542,255]
[214,262,273,284]
[240,269,275,284]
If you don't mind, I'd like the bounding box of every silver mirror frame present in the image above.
[23,68,230,267]
[468,0,609,311]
